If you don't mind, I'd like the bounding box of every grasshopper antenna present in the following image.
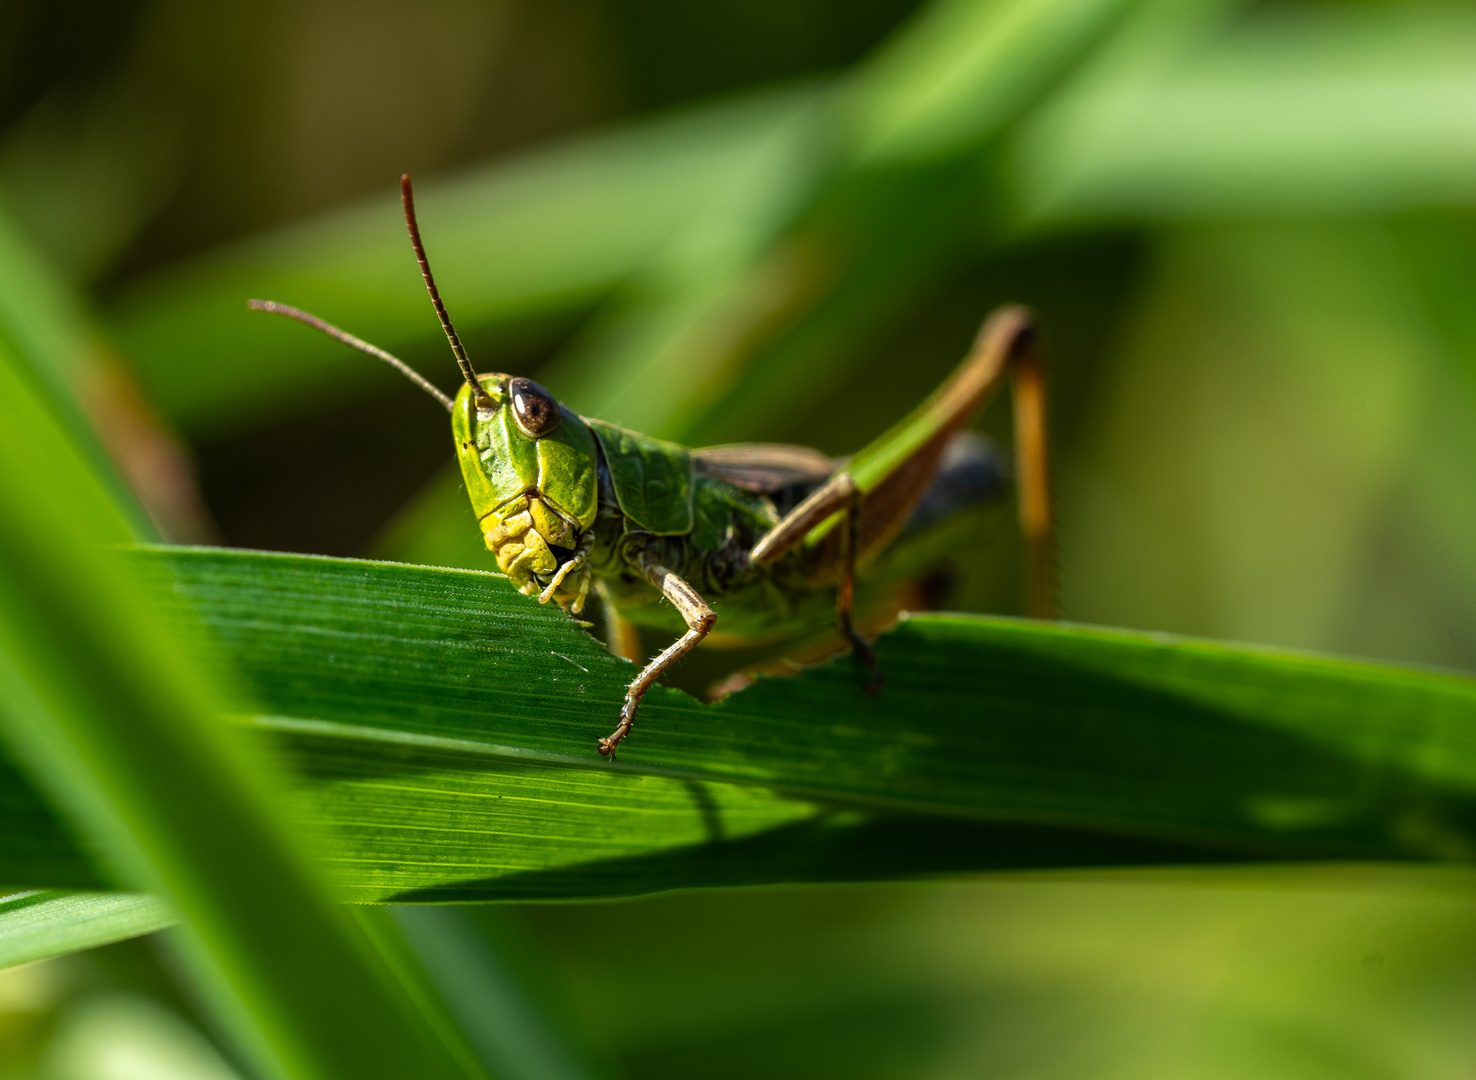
[247,299,454,412]
[400,173,488,405]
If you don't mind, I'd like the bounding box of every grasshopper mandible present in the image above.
[251,175,1054,756]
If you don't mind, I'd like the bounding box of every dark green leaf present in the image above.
[7,546,1472,904]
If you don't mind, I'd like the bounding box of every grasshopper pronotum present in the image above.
[252,176,1054,756]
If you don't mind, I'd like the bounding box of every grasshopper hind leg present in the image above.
[836,481,883,694]
[751,472,885,694]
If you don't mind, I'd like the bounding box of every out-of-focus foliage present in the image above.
[5,0,1476,1077]
[523,869,1476,1080]
[0,257,480,1079]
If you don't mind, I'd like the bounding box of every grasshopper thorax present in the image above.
[452,375,600,612]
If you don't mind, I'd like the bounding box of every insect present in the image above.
[251,175,1055,756]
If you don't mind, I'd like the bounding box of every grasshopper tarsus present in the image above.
[599,695,641,757]
[844,628,884,695]
[598,720,632,759]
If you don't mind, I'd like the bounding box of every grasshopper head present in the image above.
[453,375,599,610]
[249,178,605,611]
[249,177,604,612]
[395,173,599,611]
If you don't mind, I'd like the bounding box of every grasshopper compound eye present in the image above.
[508,377,561,438]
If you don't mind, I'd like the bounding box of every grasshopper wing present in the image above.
[693,444,840,495]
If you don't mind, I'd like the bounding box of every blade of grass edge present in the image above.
[12,546,1476,899]
[0,890,174,970]
[0,340,470,1078]
[133,548,1476,898]
[0,207,155,540]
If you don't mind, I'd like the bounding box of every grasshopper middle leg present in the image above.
[599,562,715,757]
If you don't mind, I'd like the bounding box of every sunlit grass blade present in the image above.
[0,890,173,970]
[0,338,470,1077]
[0,210,96,411]
[837,0,1138,166]
[1013,4,1476,227]
[4,546,1472,902]
[548,0,1143,439]
[0,207,154,538]
[534,95,832,435]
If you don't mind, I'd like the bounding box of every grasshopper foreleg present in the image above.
[538,532,594,610]
[599,562,715,758]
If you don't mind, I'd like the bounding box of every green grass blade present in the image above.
[533,90,832,435]
[390,907,610,1080]
[839,0,1138,166]
[0,896,609,1078]
[0,206,153,539]
[4,546,1468,902]
[0,210,95,409]
[543,0,1143,440]
[346,908,495,1080]
[0,341,470,1077]
[1014,4,1476,226]
[0,890,174,969]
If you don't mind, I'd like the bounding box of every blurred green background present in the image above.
[6,0,1476,1075]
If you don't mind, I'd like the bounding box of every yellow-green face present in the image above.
[453,376,598,607]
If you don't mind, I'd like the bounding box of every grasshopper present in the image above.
[251,175,1054,756]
